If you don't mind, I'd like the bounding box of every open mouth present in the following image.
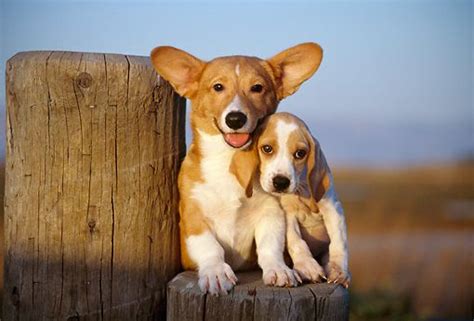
[223,133,251,148]
[213,117,264,149]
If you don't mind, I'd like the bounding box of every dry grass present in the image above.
[333,163,473,320]
[335,162,474,233]
[0,162,472,319]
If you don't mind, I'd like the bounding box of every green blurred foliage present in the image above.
[350,289,417,321]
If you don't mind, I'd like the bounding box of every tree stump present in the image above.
[167,271,349,321]
[4,51,186,320]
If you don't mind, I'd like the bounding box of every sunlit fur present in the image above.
[150,43,323,295]
[257,113,351,287]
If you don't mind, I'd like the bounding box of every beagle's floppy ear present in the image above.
[230,146,259,198]
[150,46,206,99]
[304,130,331,212]
[267,42,323,100]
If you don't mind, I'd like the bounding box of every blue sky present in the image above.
[1,0,472,167]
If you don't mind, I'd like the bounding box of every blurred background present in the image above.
[0,0,472,320]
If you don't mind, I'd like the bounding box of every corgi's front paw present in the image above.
[325,262,351,288]
[293,257,326,283]
[198,262,238,295]
[263,264,301,287]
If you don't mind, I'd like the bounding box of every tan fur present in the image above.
[267,43,324,100]
[257,113,330,205]
[177,144,207,269]
[230,146,259,198]
[256,113,331,244]
[303,131,331,212]
[150,44,323,275]
[256,113,350,287]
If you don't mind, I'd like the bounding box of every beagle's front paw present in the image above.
[293,257,326,283]
[198,262,238,295]
[263,264,301,287]
[325,262,351,288]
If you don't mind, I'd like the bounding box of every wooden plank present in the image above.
[227,272,260,321]
[4,51,186,321]
[167,271,349,321]
[309,283,349,321]
[287,287,316,321]
[167,272,206,321]
[254,286,291,321]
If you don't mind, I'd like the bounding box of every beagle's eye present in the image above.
[213,83,224,92]
[261,145,273,154]
[294,149,307,159]
[250,84,263,93]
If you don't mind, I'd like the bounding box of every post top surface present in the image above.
[7,50,153,68]
[169,270,348,298]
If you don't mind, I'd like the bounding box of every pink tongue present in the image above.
[224,133,251,148]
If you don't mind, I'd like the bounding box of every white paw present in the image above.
[325,262,351,288]
[262,264,301,287]
[198,262,238,295]
[293,257,326,283]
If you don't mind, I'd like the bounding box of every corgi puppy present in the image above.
[150,43,323,294]
[256,112,351,288]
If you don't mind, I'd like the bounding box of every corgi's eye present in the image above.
[213,83,224,92]
[250,84,263,93]
[261,145,273,154]
[294,149,307,159]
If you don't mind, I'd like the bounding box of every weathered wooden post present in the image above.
[4,51,186,320]
[167,271,349,321]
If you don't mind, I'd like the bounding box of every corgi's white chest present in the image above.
[190,132,247,253]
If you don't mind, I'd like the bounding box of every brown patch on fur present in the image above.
[256,113,331,212]
[230,146,259,198]
[305,134,331,211]
[150,44,324,271]
[150,46,205,98]
[177,144,210,270]
[267,43,323,100]
[257,113,335,271]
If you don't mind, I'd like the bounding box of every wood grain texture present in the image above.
[4,51,186,321]
[167,271,349,321]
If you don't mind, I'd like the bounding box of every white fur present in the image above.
[254,197,300,286]
[235,63,240,76]
[261,121,299,193]
[318,179,349,272]
[187,130,298,293]
[191,130,244,253]
[284,173,349,283]
[259,118,349,284]
[286,212,326,281]
[219,95,254,134]
[186,231,237,295]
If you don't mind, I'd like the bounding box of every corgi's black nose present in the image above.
[225,112,247,130]
[273,175,290,192]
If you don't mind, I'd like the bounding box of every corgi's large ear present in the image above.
[150,46,205,99]
[304,130,330,212]
[267,42,323,100]
[230,146,259,198]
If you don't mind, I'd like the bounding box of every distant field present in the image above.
[333,163,473,320]
[335,163,474,232]
[0,162,472,319]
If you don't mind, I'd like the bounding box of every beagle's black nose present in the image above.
[225,112,247,130]
[273,175,290,192]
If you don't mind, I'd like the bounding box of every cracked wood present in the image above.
[4,51,185,321]
[167,271,349,321]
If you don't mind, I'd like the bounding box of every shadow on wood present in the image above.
[4,51,186,320]
[167,271,349,321]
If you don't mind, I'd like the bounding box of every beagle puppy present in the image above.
[256,112,351,287]
[150,44,323,294]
